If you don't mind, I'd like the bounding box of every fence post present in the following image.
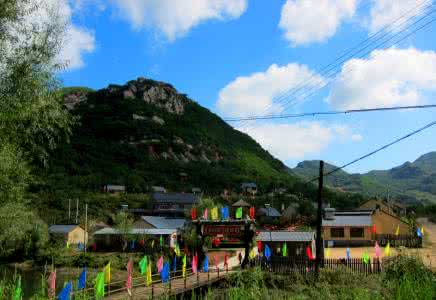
[151,281,154,299]
[208,268,210,282]
[184,276,187,289]
[197,270,199,286]
[217,266,220,278]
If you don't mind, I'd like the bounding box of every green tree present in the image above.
[112,211,134,252]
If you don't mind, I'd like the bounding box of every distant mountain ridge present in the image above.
[292,152,436,204]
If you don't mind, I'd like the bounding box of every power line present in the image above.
[235,2,435,129]
[305,119,436,184]
[224,104,436,122]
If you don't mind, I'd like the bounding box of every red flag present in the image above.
[306,246,314,260]
[249,207,255,219]
[257,240,263,253]
[214,255,219,271]
[47,270,56,298]
[157,256,163,273]
[192,253,198,273]
[140,239,145,246]
[191,207,197,220]
[224,254,228,266]
[372,224,377,234]
[92,243,97,251]
[126,259,133,291]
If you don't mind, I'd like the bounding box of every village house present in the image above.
[241,182,257,195]
[322,207,410,247]
[359,199,407,216]
[103,184,126,194]
[256,204,282,223]
[257,231,315,258]
[48,225,88,245]
[151,192,199,217]
[134,215,186,230]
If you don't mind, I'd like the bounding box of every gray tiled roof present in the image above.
[151,192,199,204]
[257,207,282,217]
[93,228,176,235]
[48,225,80,234]
[322,214,372,227]
[141,216,185,229]
[257,231,315,242]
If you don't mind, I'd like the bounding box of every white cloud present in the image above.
[216,63,324,117]
[239,121,360,160]
[19,0,96,70]
[279,0,358,46]
[368,0,432,33]
[328,48,436,110]
[110,0,247,41]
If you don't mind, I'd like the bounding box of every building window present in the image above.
[350,227,364,238]
[331,228,344,238]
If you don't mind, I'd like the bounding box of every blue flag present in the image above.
[78,267,86,289]
[264,245,271,260]
[173,256,177,273]
[203,255,209,272]
[346,247,351,259]
[417,227,422,237]
[77,242,83,251]
[130,240,135,250]
[160,262,170,283]
[57,281,72,300]
[221,207,229,220]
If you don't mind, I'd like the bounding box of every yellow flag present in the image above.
[395,225,400,236]
[325,247,331,258]
[421,226,425,235]
[211,207,218,220]
[146,263,152,286]
[151,240,155,248]
[182,255,187,278]
[249,248,256,259]
[104,262,111,283]
[384,242,391,257]
[66,240,70,249]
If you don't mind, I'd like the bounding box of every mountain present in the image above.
[293,153,436,204]
[43,77,298,196]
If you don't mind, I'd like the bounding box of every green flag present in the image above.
[13,276,22,300]
[95,272,105,300]
[139,256,148,275]
[160,235,163,247]
[362,250,370,264]
[236,207,242,219]
[282,243,287,257]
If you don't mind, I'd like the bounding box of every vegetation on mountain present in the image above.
[293,152,436,205]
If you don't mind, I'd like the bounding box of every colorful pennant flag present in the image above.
[13,276,22,300]
[103,262,111,283]
[174,243,181,257]
[192,253,198,273]
[126,259,133,293]
[417,227,423,237]
[173,256,177,273]
[214,256,219,272]
[139,256,148,275]
[161,262,170,283]
[203,208,209,220]
[78,267,86,290]
[306,246,314,261]
[264,244,271,260]
[182,255,187,278]
[191,207,197,220]
[203,255,209,272]
[325,247,330,258]
[66,240,70,249]
[95,272,105,300]
[375,242,381,258]
[395,225,400,236]
[249,248,256,259]
[385,242,391,257]
[151,240,155,249]
[211,207,218,220]
[57,281,72,300]
[362,250,370,264]
[160,235,164,247]
[282,243,287,257]
[221,206,229,219]
[146,263,152,286]
[372,224,377,234]
[47,270,56,297]
[249,207,255,220]
[346,247,351,260]
[236,207,243,219]
[130,240,135,250]
[257,240,263,253]
[421,226,425,235]
[157,256,164,273]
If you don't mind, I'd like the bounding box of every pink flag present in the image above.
[47,270,56,298]
[203,208,208,220]
[157,256,163,273]
[126,259,133,291]
[192,253,198,273]
[375,241,381,258]
[214,255,219,271]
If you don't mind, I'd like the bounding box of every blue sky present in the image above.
[56,0,436,174]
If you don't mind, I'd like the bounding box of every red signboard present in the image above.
[203,225,243,237]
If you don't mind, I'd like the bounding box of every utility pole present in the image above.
[75,199,79,224]
[68,199,71,223]
[84,204,88,254]
[315,160,324,277]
